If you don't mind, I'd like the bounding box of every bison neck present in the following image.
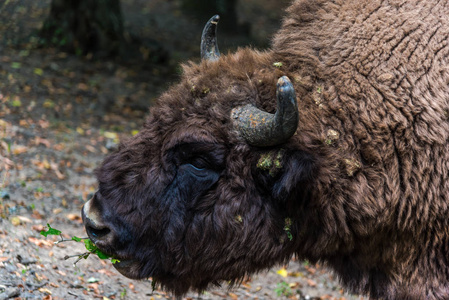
[270,0,449,298]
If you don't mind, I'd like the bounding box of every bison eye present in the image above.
[189,164,205,171]
[188,157,210,170]
[169,142,227,173]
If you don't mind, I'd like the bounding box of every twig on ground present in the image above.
[63,252,90,266]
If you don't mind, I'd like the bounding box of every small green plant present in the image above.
[274,281,293,297]
[303,259,310,267]
[40,223,120,265]
[120,288,127,299]
[284,218,293,241]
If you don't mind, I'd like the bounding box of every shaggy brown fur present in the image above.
[82,0,449,299]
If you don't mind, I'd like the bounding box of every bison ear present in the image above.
[253,150,317,202]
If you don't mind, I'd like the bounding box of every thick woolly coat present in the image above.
[88,0,449,299]
[271,0,449,298]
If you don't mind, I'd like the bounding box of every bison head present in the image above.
[82,16,319,295]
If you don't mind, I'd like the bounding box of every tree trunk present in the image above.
[40,0,124,57]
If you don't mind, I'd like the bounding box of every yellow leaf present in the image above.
[131,130,139,136]
[10,216,21,226]
[104,131,118,139]
[42,159,51,169]
[11,97,21,107]
[43,99,55,108]
[76,127,84,135]
[34,68,44,76]
[276,268,288,278]
[0,120,9,128]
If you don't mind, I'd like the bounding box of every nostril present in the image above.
[82,200,113,242]
[86,225,111,239]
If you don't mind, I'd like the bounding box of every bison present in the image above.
[82,0,449,299]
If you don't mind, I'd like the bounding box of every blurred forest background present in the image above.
[0,0,289,127]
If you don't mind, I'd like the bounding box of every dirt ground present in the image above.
[0,1,364,299]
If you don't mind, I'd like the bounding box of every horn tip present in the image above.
[277,76,294,94]
[277,76,292,86]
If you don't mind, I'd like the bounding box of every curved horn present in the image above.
[231,76,299,147]
[201,15,220,61]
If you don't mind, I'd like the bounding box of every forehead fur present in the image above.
[145,48,284,146]
[183,48,274,80]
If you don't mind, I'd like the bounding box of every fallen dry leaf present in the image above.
[98,269,116,276]
[52,208,63,214]
[12,145,28,155]
[28,237,54,248]
[19,119,29,127]
[0,157,14,170]
[34,136,51,148]
[16,216,32,223]
[55,243,67,248]
[38,119,50,129]
[77,83,89,91]
[31,209,44,220]
[35,272,47,282]
[0,140,9,151]
[288,271,304,277]
[31,224,46,232]
[50,161,65,179]
[66,213,82,222]
[228,292,238,300]
[306,265,317,275]
[85,145,97,153]
[38,288,52,295]
[289,282,299,289]
[53,144,65,151]
[307,278,317,287]
[88,283,100,294]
